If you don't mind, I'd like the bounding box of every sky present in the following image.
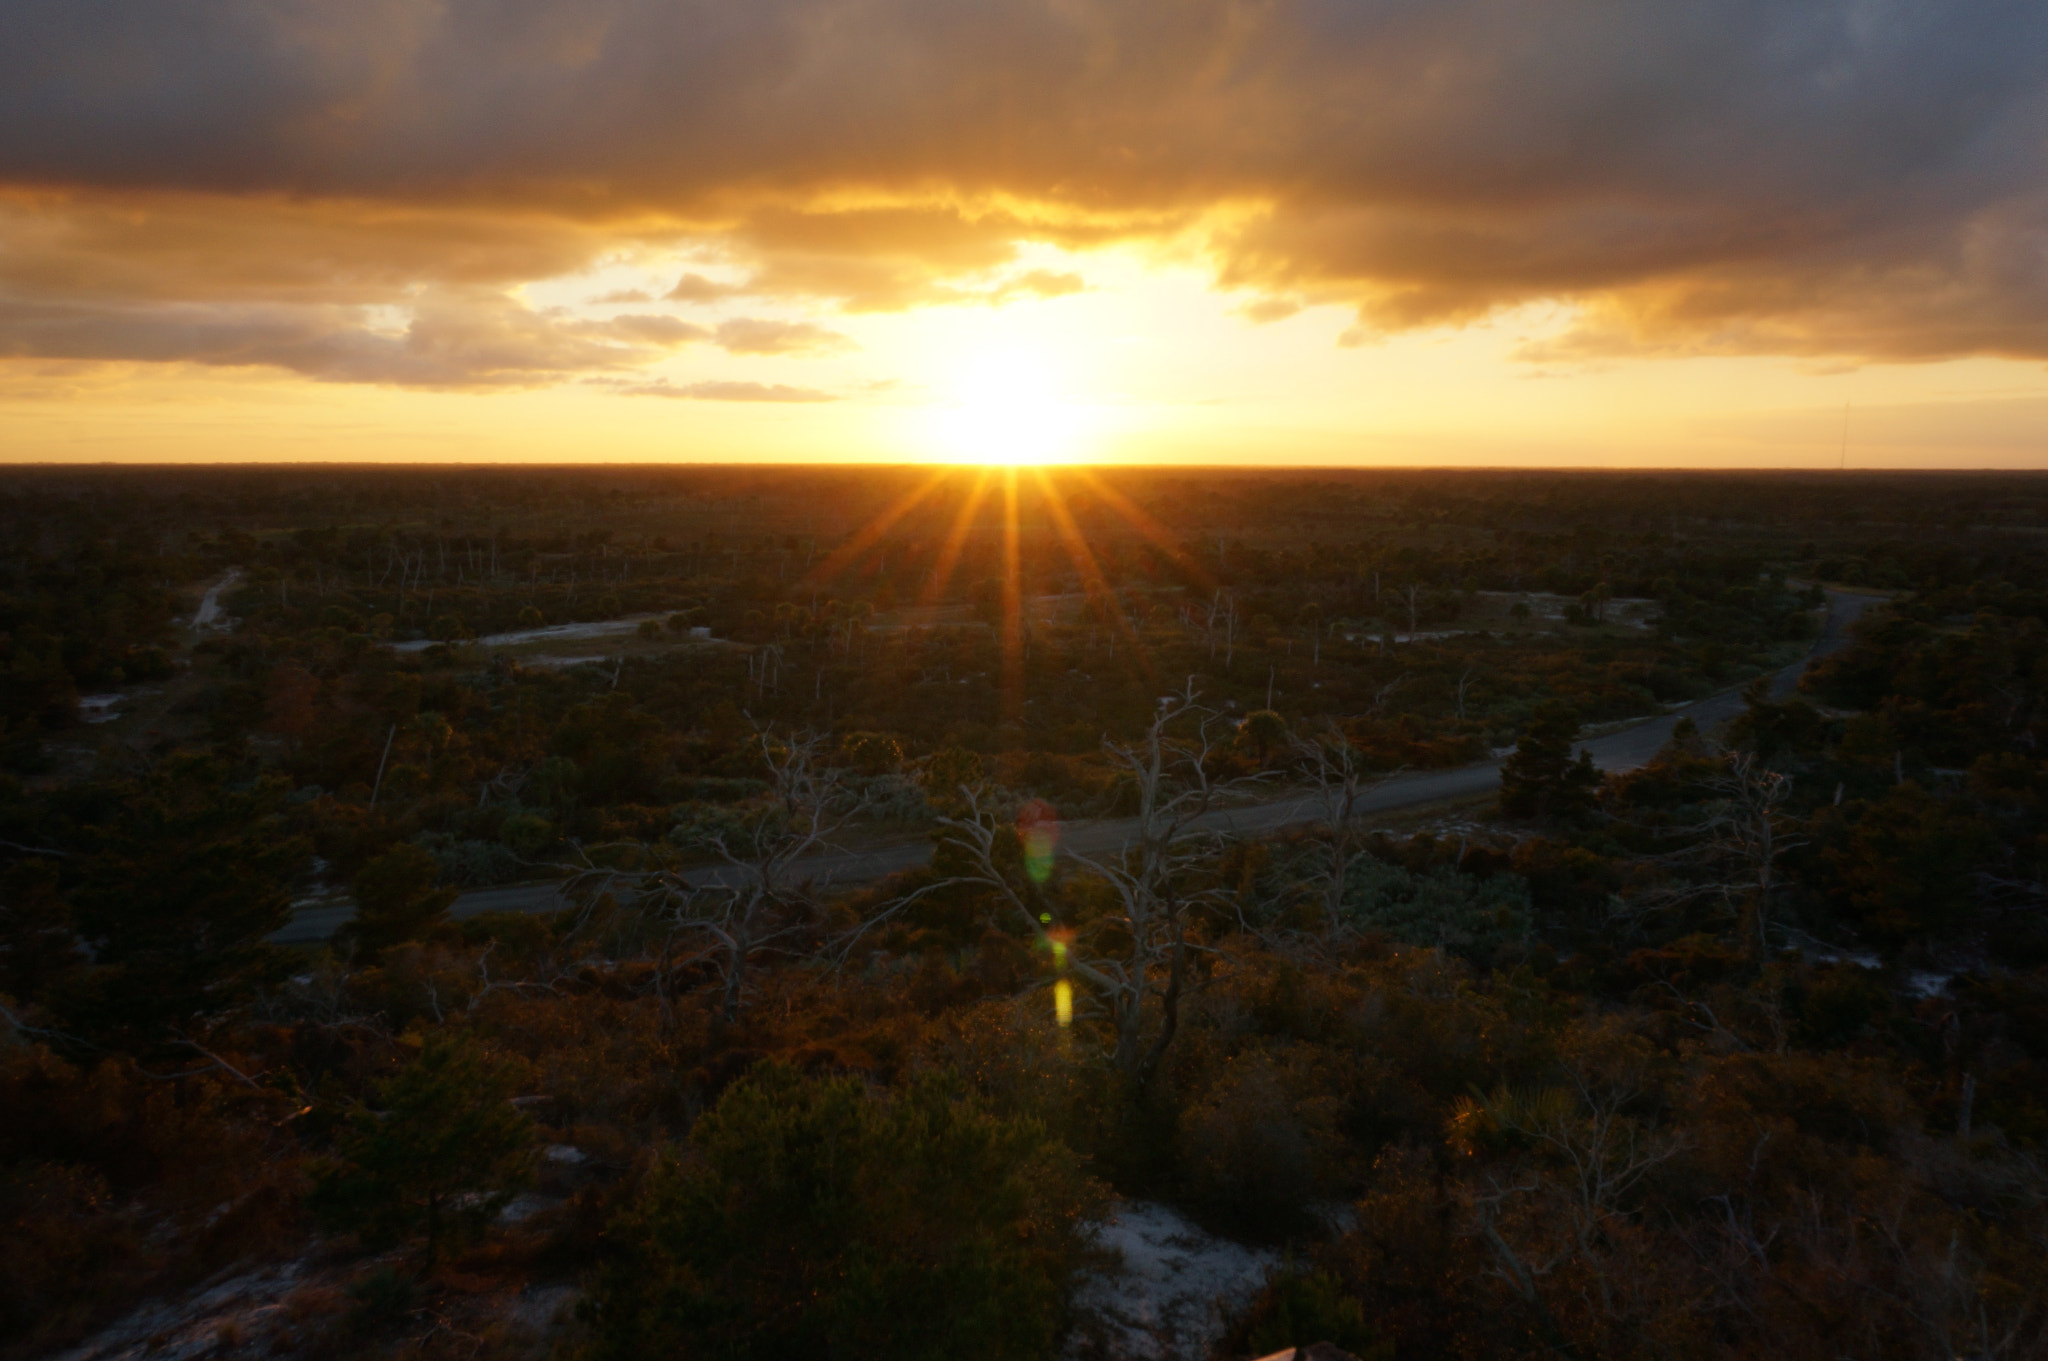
[4,0,2048,468]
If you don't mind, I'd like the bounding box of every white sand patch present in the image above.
[1065,1200,1278,1361]
[49,1260,308,1361]
[391,614,670,652]
[193,569,240,630]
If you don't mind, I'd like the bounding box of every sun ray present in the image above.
[1031,467,1156,683]
[795,468,948,595]
[919,469,992,609]
[1000,468,1024,724]
[1068,468,1217,592]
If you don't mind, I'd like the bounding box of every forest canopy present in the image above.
[3,466,2047,1361]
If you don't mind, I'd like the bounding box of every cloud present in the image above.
[711,317,854,355]
[987,269,1085,303]
[0,191,617,304]
[593,313,710,345]
[610,378,839,402]
[0,287,674,387]
[1237,297,1303,325]
[666,272,745,303]
[1,0,2046,365]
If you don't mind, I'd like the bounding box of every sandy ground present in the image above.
[193,569,241,629]
[1065,1200,1279,1361]
[390,613,678,652]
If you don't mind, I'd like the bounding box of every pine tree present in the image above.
[309,1031,535,1271]
[341,843,454,960]
[1499,701,1601,818]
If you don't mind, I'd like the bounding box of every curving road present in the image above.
[271,590,1884,945]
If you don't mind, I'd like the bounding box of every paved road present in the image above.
[271,589,1884,944]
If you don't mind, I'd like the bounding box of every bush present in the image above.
[1340,857,1532,961]
[415,832,522,887]
[308,1031,535,1271]
[498,812,555,858]
[1230,1268,1393,1361]
[585,1063,1104,1361]
[343,843,456,959]
[0,1161,135,1348]
[1177,1048,1349,1238]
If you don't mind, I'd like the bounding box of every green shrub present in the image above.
[498,812,555,857]
[585,1063,1105,1361]
[342,844,456,959]
[1340,857,1532,961]
[1177,1049,1349,1238]
[308,1031,535,1270]
[1233,1268,1393,1360]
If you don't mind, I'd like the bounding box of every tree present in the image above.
[1696,751,1803,959]
[1293,724,1398,928]
[1581,581,1613,625]
[1297,602,1325,668]
[1499,702,1601,819]
[1613,747,1807,958]
[0,858,83,1018]
[60,755,305,1046]
[1238,708,1288,767]
[585,1063,1102,1361]
[939,685,1258,1090]
[568,728,869,1024]
[343,843,455,961]
[310,1030,535,1272]
[1727,684,1825,763]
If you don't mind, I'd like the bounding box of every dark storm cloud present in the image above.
[2,0,2045,371]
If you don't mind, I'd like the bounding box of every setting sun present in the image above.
[926,347,1093,465]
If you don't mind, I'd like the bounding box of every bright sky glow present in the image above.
[922,345,1096,465]
[11,248,2048,467]
[7,0,2048,466]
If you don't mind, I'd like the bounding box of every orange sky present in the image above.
[5,1,2048,467]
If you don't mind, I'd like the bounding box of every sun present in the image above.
[927,347,1091,465]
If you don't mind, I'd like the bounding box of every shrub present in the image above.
[308,1031,536,1271]
[1177,1048,1349,1237]
[1340,857,1532,961]
[415,832,521,887]
[585,1063,1104,1361]
[342,844,456,959]
[498,812,555,858]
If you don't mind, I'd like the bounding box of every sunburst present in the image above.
[811,466,1191,726]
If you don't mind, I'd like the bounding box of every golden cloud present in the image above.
[0,0,2044,382]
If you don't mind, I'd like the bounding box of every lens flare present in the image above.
[1018,798,1059,882]
[1054,978,1073,1028]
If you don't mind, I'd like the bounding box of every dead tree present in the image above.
[1608,748,1802,957]
[937,684,1258,1091]
[1459,1026,1686,1344]
[560,728,865,1025]
[1701,751,1802,959]
[1294,724,1404,927]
